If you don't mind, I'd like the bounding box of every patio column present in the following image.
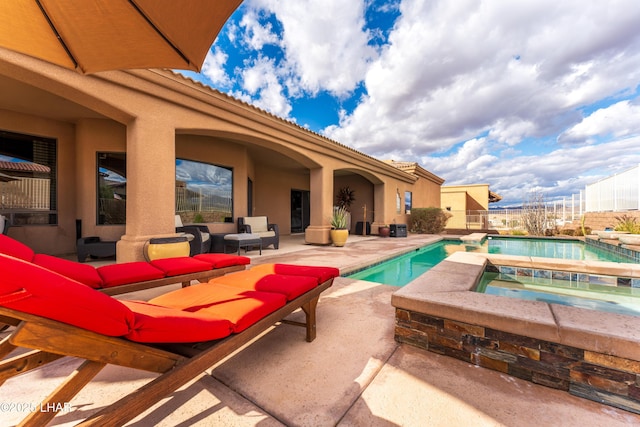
[372,183,386,231]
[305,167,333,245]
[117,118,177,262]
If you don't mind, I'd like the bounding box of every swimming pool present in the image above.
[346,237,636,286]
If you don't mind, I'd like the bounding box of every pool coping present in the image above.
[392,251,640,361]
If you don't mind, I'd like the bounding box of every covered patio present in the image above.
[0,47,442,264]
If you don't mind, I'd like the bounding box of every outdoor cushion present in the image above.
[0,234,35,262]
[210,271,318,301]
[148,283,286,333]
[250,263,340,285]
[149,257,212,276]
[121,300,234,343]
[33,253,104,289]
[194,253,251,268]
[0,253,134,336]
[97,262,166,288]
[242,216,269,233]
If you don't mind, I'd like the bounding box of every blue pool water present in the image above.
[346,237,635,287]
[477,271,640,317]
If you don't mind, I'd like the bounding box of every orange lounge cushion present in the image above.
[0,254,134,336]
[193,253,251,268]
[33,253,104,289]
[122,300,234,343]
[0,234,35,262]
[148,283,286,333]
[149,257,212,276]
[97,262,166,288]
[210,271,318,301]
[250,264,340,285]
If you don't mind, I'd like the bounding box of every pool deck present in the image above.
[3,234,640,426]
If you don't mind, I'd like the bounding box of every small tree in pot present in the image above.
[330,207,349,247]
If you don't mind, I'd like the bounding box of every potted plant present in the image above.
[330,207,349,247]
[336,186,356,232]
[378,224,390,237]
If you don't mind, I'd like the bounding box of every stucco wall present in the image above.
[583,211,640,231]
[254,163,309,235]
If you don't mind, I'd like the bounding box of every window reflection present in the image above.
[175,159,233,223]
[96,155,234,225]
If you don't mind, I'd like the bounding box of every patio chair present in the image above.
[0,253,338,426]
[238,216,280,249]
[176,214,212,255]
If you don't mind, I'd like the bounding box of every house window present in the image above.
[97,152,126,224]
[175,159,233,223]
[405,191,412,214]
[96,155,234,225]
[0,130,57,226]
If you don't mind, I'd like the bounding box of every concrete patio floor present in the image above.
[3,234,640,426]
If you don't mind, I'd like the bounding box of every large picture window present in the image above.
[96,154,233,225]
[0,130,57,226]
[176,158,233,223]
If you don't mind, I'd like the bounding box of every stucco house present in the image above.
[441,184,501,230]
[0,48,444,262]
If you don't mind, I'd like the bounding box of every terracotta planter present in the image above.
[379,226,390,237]
[330,229,349,247]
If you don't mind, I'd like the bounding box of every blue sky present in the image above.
[179,0,640,206]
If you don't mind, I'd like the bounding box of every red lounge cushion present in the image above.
[0,234,35,262]
[33,254,104,289]
[250,264,340,285]
[122,300,234,343]
[0,254,134,336]
[193,253,250,268]
[97,262,166,288]
[210,271,317,301]
[148,283,286,333]
[150,257,212,276]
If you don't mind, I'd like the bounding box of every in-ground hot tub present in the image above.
[392,251,640,414]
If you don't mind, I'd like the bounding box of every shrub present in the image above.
[511,229,527,236]
[573,226,591,237]
[614,214,640,234]
[409,208,451,234]
[559,228,574,236]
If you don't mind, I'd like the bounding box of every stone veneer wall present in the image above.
[583,211,640,232]
[395,311,640,414]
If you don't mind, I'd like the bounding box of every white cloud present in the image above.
[324,0,640,159]
[558,100,640,144]
[249,0,377,97]
[201,47,232,88]
[234,55,292,118]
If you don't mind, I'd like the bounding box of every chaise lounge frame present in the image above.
[0,277,332,426]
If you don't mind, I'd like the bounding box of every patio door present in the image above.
[291,189,310,233]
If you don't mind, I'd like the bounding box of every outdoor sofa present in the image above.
[0,253,339,426]
[0,234,250,296]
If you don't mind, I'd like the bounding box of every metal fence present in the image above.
[0,178,50,209]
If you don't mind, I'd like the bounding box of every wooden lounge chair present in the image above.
[0,254,339,426]
[0,234,250,295]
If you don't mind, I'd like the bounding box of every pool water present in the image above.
[346,237,635,287]
[477,271,640,317]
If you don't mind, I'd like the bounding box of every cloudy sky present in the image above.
[180,0,640,206]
